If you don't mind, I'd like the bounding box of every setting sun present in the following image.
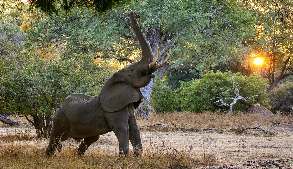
[247,51,270,73]
[253,57,265,66]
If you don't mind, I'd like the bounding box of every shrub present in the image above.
[1,55,112,137]
[180,72,269,112]
[152,79,180,113]
[271,82,293,114]
[152,72,269,113]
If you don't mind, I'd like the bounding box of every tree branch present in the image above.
[269,55,292,90]
[24,115,36,127]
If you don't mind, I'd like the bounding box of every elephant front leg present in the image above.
[113,126,129,155]
[129,110,142,156]
[105,111,130,156]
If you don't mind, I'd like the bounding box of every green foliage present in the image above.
[152,72,269,113]
[14,0,258,77]
[167,61,200,89]
[130,0,256,74]
[1,55,111,116]
[0,21,25,60]
[271,82,293,114]
[152,79,179,113]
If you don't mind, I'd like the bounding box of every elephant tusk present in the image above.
[156,55,169,69]
[148,58,157,69]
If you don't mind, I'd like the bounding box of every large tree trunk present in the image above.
[137,29,160,118]
[137,28,172,118]
[128,12,173,118]
[268,55,292,90]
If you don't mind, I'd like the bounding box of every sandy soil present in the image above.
[0,125,293,168]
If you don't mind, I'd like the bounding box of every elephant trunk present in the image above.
[129,12,153,65]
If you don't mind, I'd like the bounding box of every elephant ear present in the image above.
[100,83,142,112]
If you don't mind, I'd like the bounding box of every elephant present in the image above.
[46,12,167,156]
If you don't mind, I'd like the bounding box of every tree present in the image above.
[124,0,256,116]
[240,0,293,88]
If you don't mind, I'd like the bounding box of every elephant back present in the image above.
[64,94,93,105]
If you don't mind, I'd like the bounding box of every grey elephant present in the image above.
[46,12,166,156]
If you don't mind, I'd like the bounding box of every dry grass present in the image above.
[0,133,35,142]
[0,144,214,169]
[138,112,293,132]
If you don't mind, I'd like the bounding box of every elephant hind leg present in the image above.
[55,133,69,152]
[46,110,69,156]
[46,133,61,156]
[77,135,100,156]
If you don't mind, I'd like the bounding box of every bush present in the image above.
[271,82,293,114]
[152,72,269,113]
[152,79,180,113]
[1,55,112,137]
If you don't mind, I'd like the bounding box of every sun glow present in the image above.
[247,51,270,73]
[253,57,265,66]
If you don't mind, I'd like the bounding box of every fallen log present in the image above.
[0,114,19,126]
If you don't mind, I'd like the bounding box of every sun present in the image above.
[253,57,265,66]
[247,51,270,73]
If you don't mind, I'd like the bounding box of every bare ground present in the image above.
[0,113,293,168]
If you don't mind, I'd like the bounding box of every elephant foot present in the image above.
[45,146,55,157]
[133,149,142,157]
[56,143,62,152]
[77,145,87,156]
[119,150,129,157]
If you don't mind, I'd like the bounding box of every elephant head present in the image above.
[100,58,165,113]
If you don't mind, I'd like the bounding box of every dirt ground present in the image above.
[0,114,293,168]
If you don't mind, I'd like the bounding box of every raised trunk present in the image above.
[137,28,160,118]
[129,12,153,64]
